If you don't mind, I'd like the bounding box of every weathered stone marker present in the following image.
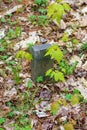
[31,44,53,81]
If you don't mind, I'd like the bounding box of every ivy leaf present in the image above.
[64,123,74,130]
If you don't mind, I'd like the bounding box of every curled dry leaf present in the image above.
[35,110,49,118]
[4,88,17,100]
[82,61,87,71]
[70,55,82,68]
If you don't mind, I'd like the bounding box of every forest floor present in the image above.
[0,0,87,130]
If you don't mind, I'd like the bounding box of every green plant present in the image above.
[14,124,32,130]
[38,15,48,26]
[12,63,21,84]
[45,44,65,82]
[45,44,63,63]
[27,80,33,88]
[13,115,32,130]
[46,69,65,82]
[0,55,9,60]
[36,76,43,83]
[34,0,48,6]
[65,89,83,105]
[59,60,78,75]
[45,44,77,81]
[17,0,22,3]
[8,19,17,25]
[72,38,79,44]
[0,117,5,125]
[29,15,37,24]
[7,111,14,118]
[51,100,62,115]
[14,116,32,130]
[0,128,4,130]
[7,27,22,39]
[47,2,71,23]
[27,42,34,50]
[61,32,69,42]
[81,42,87,51]
[16,50,32,60]
[29,15,49,26]
[0,17,6,23]
[16,88,38,112]
[38,8,46,14]
[0,47,5,52]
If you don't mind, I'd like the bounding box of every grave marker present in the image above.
[31,44,53,81]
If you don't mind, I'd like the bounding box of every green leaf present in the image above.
[62,33,69,42]
[63,3,71,12]
[73,89,80,94]
[54,70,65,81]
[46,68,52,76]
[45,45,63,64]
[81,42,87,51]
[72,38,79,44]
[0,117,5,125]
[36,76,43,83]
[1,17,6,23]
[65,94,72,101]
[0,128,5,130]
[27,80,33,88]
[47,2,70,24]
[16,50,32,60]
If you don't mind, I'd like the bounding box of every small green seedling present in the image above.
[0,117,5,125]
[12,63,21,84]
[27,80,33,88]
[81,42,87,51]
[36,76,43,83]
[0,17,6,23]
[38,8,46,14]
[38,15,48,26]
[29,15,37,23]
[34,0,48,6]
[59,60,78,75]
[7,27,22,39]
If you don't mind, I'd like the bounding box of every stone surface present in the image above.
[31,44,53,81]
